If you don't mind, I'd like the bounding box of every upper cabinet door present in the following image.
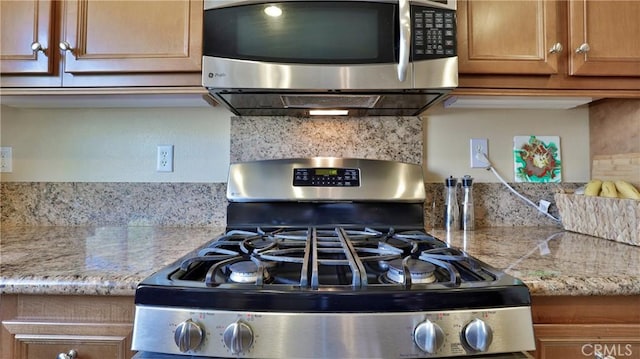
[0,0,55,74]
[458,0,560,75]
[569,0,640,76]
[61,0,203,74]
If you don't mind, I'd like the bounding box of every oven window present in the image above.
[204,2,397,64]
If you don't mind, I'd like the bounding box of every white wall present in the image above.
[423,103,591,183]
[0,105,230,182]
[1,102,591,184]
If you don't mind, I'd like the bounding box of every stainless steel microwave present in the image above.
[202,0,458,117]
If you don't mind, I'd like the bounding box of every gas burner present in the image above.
[228,261,264,283]
[241,237,277,254]
[384,258,437,284]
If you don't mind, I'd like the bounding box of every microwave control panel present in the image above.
[293,168,361,187]
[412,6,456,60]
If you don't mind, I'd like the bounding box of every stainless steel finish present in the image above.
[203,56,457,91]
[56,349,77,359]
[549,42,564,54]
[203,57,419,90]
[463,318,494,352]
[576,43,591,54]
[202,0,458,116]
[226,158,426,202]
[205,0,457,12]
[173,319,204,352]
[132,305,535,358]
[30,41,47,54]
[223,321,254,354]
[413,319,445,353]
[58,41,72,52]
[398,0,411,82]
[133,351,534,358]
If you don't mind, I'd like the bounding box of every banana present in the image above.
[615,180,640,200]
[584,179,602,196]
[600,181,618,198]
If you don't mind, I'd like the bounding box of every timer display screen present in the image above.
[315,169,338,176]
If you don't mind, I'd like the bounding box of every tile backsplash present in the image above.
[0,115,576,228]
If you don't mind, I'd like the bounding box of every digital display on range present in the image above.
[293,168,360,187]
[315,169,338,176]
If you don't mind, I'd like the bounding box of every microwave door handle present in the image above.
[397,0,411,82]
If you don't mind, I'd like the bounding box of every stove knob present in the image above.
[174,319,204,352]
[462,318,493,352]
[414,319,445,353]
[223,320,254,354]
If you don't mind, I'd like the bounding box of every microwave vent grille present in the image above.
[281,95,381,109]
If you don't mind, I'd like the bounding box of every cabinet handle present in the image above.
[575,43,591,54]
[59,41,73,52]
[56,349,77,359]
[30,41,47,54]
[548,42,563,54]
[594,351,616,359]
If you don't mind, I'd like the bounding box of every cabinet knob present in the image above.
[56,349,77,359]
[575,43,591,54]
[59,41,73,52]
[30,41,47,54]
[594,351,616,359]
[548,42,563,54]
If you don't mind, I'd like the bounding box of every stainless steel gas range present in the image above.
[132,158,535,359]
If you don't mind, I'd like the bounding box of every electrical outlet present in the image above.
[156,145,174,172]
[470,138,489,168]
[0,147,12,173]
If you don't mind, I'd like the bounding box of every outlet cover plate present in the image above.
[470,138,489,168]
[157,145,174,172]
[0,147,12,173]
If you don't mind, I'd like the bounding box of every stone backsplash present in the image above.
[0,182,227,227]
[0,181,578,228]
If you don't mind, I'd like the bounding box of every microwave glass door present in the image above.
[203,2,397,64]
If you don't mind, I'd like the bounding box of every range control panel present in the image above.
[293,168,360,187]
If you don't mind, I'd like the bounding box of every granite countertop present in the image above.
[1,226,638,296]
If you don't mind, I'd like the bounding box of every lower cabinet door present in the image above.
[14,335,129,359]
[3,321,133,359]
[534,324,640,359]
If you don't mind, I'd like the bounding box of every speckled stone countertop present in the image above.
[0,226,225,295]
[1,226,638,296]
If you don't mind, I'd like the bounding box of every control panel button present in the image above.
[414,319,445,354]
[223,320,254,354]
[462,318,493,352]
[174,319,204,352]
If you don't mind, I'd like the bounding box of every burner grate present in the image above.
[172,227,495,290]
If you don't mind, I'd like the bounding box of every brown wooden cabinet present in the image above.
[568,0,640,77]
[0,0,202,88]
[531,296,640,359]
[457,0,640,93]
[458,0,560,75]
[0,295,135,359]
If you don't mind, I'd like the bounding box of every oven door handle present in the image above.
[397,0,411,82]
